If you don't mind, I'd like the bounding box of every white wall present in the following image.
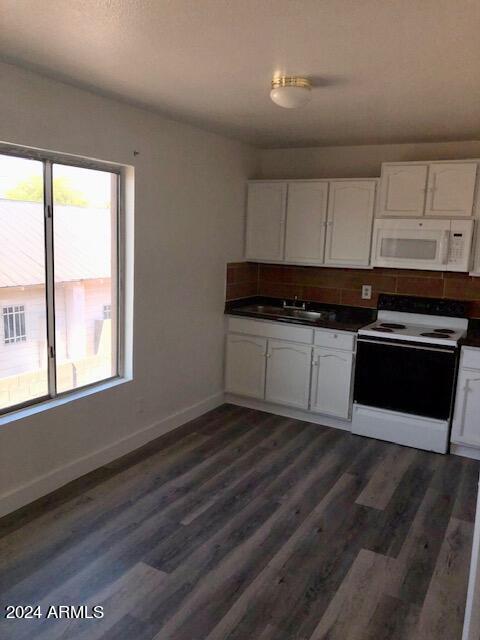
[0,61,257,516]
[259,140,480,179]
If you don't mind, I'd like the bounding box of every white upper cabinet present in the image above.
[324,180,376,266]
[310,347,354,418]
[225,334,266,399]
[245,178,377,267]
[425,162,477,217]
[378,160,479,219]
[245,182,287,261]
[284,182,328,264]
[265,339,312,409]
[377,164,428,217]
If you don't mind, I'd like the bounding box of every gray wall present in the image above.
[259,140,480,179]
[0,61,257,515]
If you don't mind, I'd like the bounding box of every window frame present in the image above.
[0,144,124,416]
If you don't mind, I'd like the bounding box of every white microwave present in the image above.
[371,218,474,272]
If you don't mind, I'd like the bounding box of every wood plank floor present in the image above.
[0,404,478,640]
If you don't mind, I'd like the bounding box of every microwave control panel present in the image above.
[449,233,465,264]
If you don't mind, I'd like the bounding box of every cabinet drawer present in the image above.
[461,347,480,370]
[227,316,314,344]
[314,329,355,351]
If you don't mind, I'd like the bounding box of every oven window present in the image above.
[354,339,457,420]
[380,238,437,260]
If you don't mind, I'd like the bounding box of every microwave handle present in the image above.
[442,230,450,265]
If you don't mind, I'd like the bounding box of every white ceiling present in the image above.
[1,0,479,148]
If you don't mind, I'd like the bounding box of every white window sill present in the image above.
[0,376,132,426]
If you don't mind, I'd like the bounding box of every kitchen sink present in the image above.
[238,304,336,323]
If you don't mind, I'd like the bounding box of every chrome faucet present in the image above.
[282,296,306,311]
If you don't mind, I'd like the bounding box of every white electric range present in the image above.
[352,294,468,454]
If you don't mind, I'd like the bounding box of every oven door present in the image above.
[353,337,457,420]
[372,218,449,270]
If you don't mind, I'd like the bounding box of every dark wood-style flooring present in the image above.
[0,404,478,640]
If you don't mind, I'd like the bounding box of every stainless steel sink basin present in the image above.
[238,304,336,323]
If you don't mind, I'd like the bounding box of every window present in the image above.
[0,149,121,413]
[3,305,27,344]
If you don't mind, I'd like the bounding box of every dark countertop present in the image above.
[225,296,376,333]
[462,319,480,348]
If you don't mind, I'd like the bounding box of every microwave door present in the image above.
[374,222,445,269]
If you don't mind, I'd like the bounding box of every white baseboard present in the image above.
[451,443,480,461]
[0,391,224,519]
[224,394,352,432]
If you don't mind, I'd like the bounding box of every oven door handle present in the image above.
[358,338,455,353]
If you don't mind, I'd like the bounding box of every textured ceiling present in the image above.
[1,0,479,148]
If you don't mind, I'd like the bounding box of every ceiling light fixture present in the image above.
[270,76,312,109]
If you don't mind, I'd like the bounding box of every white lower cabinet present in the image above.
[225,317,356,422]
[265,340,312,409]
[452,353,480,448]
[225,334,267,399]
[310,347,354,419]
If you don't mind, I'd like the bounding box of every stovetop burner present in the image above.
[379,322,406,329]
[359,294,467,347]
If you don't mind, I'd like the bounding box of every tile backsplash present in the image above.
[226,262,480,317]
[226,262,259,301]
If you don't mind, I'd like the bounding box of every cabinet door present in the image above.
[245,182,287,261]
[225,334,266,399]
[425,163,477,217]
[324,180,376,266]
[451,368,480,447]
[378,164,428,217]
[265,340,312,409]
[310,347,353,418]
[284,182,328,264]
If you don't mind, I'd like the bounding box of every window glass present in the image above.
[380,238,437,260]
[0,154,48,410]
[52,163,118,392]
